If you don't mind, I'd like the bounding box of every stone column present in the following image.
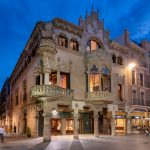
[34,111,39,137]
[40,74,43,85]
[127,118,131,134]
[61,118,66,135]
[94,110,99,137]
[44,73,49,85]
[111,113,116,136]
[74,114,79,139]
[99,72,101,91]
[87,71,90,92]
[43,100,51,142]
[57,70,61,86]
[125,106,131,134]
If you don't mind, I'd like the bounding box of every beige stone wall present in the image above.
[56,49,85,100]
[11,58,37,134]
[27,107,36,137]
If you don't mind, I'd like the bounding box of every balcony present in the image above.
[30,85,74,99]
[132,99,150,107]
[85,91,115,103]
[139,61,147,68]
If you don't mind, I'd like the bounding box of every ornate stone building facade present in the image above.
[0,9,150,141]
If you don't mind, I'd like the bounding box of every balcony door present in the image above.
[50,71,70,89]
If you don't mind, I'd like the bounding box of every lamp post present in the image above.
[126,62,136,134]
[128,63,136,69]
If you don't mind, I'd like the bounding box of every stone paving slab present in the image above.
[0,134,150,150]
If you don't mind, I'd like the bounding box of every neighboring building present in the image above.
[0,9,150,141]
[0,78,11,132]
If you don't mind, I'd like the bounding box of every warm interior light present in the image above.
[128,63,136,68]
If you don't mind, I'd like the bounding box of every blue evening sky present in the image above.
[0,0,150,89]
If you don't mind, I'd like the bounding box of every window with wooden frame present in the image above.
[70,39,79,51]
[58,35,68,48]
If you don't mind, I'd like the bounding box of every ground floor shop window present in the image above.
[115,117,126,135]
[66,119,74,134]
[51,119,61,135]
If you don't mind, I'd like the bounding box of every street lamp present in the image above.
[128,63,136,69]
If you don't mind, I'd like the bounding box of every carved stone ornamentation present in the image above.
[85,49,112,72]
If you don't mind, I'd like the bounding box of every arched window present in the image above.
[89,65,100,92]
[87,40,101,51]
[117,56,123,65]
[58,35,68,48]
[112,54,116,63]
[70,39,79,51]
[101,66,111,92]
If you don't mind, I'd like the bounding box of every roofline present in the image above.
[9,21,44,82]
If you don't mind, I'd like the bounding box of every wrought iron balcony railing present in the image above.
[30,85,74,99]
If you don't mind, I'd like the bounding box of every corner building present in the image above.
[2,10,150,141]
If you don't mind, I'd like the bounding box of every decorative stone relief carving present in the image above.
[118,75,124,84]
[57,61,72,73]
[85,49,112,72]
[111,73,118,95]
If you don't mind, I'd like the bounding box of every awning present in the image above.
[129,111,145,117]
[144,118,150,120]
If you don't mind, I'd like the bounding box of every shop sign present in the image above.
[116,115,125,119]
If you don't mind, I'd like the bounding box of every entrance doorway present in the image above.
[38,111,44,137]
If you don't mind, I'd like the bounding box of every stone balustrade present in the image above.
[30,85,74,99]
[86,91,115,102]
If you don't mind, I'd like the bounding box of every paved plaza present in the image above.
[0,134,149,150]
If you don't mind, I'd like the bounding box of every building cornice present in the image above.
[52,18,83,37]
[110,41,128,54]
[9,22,44,82]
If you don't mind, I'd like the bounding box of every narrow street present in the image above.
[0,134,149,150]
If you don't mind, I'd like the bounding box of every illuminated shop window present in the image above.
[51,119,61,133]
[66,119,74,131]
[89,65,100,92]
[87,40,101,51]
[58,35,68,48]
[70,40,78,51]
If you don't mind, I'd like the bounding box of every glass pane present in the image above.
[91,40,98,51]
[50,73,57,85]
[60,74,67,88]
[89,73,99,92]
[101,75,111,92]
